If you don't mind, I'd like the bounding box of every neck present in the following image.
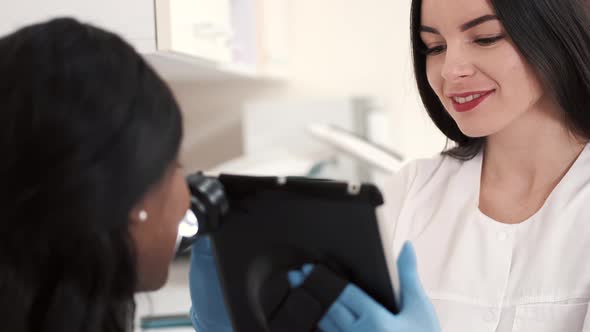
[483,102,586,187]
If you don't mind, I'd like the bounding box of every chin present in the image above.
[456,122,498,138]
[137,268,170,292]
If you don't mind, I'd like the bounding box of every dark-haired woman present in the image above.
[190,0,590,330]
[0,18,191,331]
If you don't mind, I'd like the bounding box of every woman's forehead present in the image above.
[420,0,496,27]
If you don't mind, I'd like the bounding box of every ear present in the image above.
[129,202,148,225]
[128,201,150,253]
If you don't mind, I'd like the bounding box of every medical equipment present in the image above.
[175,172,228,255]
[180,172,396,331]
[175,119,406,256]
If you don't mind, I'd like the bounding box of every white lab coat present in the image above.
[379,144,590,332]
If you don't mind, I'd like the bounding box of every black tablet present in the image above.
[194,174,396,331]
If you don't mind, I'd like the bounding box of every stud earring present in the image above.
[139,210,148,222]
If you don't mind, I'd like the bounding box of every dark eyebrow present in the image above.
[419,26,439,34]
[460,15,498,31]
[420,15,499,35]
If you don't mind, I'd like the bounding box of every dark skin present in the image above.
[129,162,191,291]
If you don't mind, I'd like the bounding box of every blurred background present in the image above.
[0,0,446,330]
[166,0,447,178]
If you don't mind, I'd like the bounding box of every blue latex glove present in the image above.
[288,242,441,332]
[188,236,234,332]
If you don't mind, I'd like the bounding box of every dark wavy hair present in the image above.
[410,0,590,159]
[0,18,183,331]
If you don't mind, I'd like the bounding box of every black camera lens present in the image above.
[175,172,229,255]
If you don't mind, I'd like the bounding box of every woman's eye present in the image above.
[474,35,505,46]
[423,44,446,56]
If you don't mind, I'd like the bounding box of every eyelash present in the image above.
[422,35,505,56]
[474,35,505,46]
[422,45,445,56]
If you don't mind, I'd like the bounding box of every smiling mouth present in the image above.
[450,90,495,113]
[453,93,483,104]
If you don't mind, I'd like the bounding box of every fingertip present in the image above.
[397,241,417,271]
[402,241,415,256]
[287,264,315,288]
[287,271,305,288]
[302,263,314,276]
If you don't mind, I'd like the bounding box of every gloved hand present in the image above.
[188,236,234,332]
[288,242,441,332]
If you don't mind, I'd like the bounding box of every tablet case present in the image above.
[199,174,397,331]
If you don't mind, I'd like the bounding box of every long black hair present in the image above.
[410,0,590,159]
[0,18,183,331]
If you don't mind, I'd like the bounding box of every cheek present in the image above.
[134,173,191,291]
[160,177,190,258]
[426,57,445,97]
[491,46,544,106]
[132,228,173,291]
[175,175,191,219]
[135,218,180,291]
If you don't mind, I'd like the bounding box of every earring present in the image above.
[139,210,148,222]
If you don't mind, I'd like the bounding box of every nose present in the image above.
[441,44,475,82]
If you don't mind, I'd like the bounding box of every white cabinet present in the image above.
[150,0,290,81]
[0,0,289,82]
[0,0,156,53]
[156,0,233,64]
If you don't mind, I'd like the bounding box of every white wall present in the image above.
[174,0,446,172]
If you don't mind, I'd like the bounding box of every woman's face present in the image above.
[130,162,190,291]
[420,0,546,138]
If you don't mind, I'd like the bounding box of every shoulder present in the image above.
[377,152,479,244]
[380,152,469,199]
[377,153,475,288]
[378,153,480,270]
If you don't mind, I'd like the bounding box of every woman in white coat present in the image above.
[189,0,590,330]
[390,0,590,330]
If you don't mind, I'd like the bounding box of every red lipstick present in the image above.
[450,90,494,113]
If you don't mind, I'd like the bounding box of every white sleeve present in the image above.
[376,163,418,256]
[375,161,419,298]
[375,155,446,300]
